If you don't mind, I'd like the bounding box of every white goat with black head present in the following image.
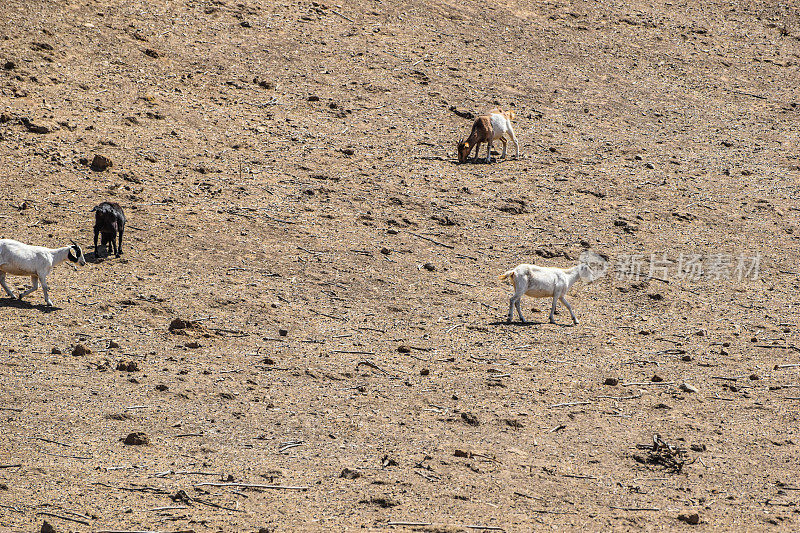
[0,239,86,306]
[499,262,594,325]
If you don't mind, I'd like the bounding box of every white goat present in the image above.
[0,239,86,306]
[498,262,593,325]
[458,109,521,163]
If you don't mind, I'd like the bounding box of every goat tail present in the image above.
[498,270,515,284]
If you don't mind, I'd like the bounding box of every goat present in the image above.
[0,239,86,306]
[92,202,126,257]
[458,109,520,163]
[498,262,593,325]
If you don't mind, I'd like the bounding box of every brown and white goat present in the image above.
[457,109,520,163]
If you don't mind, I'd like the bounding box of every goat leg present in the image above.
[0,273,17,299]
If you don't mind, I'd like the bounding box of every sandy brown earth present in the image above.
[1,0,799,531]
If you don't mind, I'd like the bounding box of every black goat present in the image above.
[91,202,126,258]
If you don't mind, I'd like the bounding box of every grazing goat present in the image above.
[499,262,593,325]
[458,109,520,164]
[92,202,126,257]
[0,239,86,306]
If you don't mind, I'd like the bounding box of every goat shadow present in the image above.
[488,319,575,328]
[0,296,59,312]
[86,249,117,264]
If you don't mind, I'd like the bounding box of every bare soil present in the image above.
[1,0,800,531]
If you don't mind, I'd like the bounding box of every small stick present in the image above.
[35,511,90,525]
[278,442,304,453]
[594,393,642,400]
[331,9,354,22]
[175,433,203,438]
[311,309,346,321]
[298,246,323,255]
[549,401,592,408]
[549,424,566,433]
[0,464,21,469]
[404,230,455,249]
[562,473,597,479]
[39,451,92,460]
[621,381,675,386]
[0,406,23,412]
[356,360,393,376]
[331,350,375,355]
[609,505,660,511]
[464,526,504,531]
[191,497,241,512]
[447,279,476,287]
[0,503,23,513]
[712,375,745,381]
[147,506,190,511]
[387,522,432,527]
[125,405,150,410]
[357,326,386,333]
[775,363,800,369]
[193,482,308,490]
[27,436,72,447]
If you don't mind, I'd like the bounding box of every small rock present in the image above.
[645,162,655,169]
[307,95,320,102]
[381,454,398,468]
[651,374,664,383]
[262,357,275,365]
[90,154,113,171]
[340,148,355,156]
[749,374,760,381]
[72,343,92,357]
[278,328,288,337]
[116,360,139,372]
[122,432,149,445]
[690,444,706,452]
[339,468,361,479]
[108,340,120,349]
[380,247,391,255]
[171,489,191,503]
[169,317,191,331]
[185,341,201,349]
[603,377,619,386]
[422,262,436,272]
[51,347,61,355]
[397,345,411,354]
[678,512,700,525]
[155,384,168,391]
[240,20,252,27]
[681,354,692,361]
[21,117,52,134]
[453,449,471,458]
[461,412,479,426]
[143,48,160,58]
[3,61,15,70]
[680,383,698,393]
[41,520,56,533]
[386,228,399,235]
[420,368,430,376]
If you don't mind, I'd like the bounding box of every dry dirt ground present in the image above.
[1,0,800,531]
